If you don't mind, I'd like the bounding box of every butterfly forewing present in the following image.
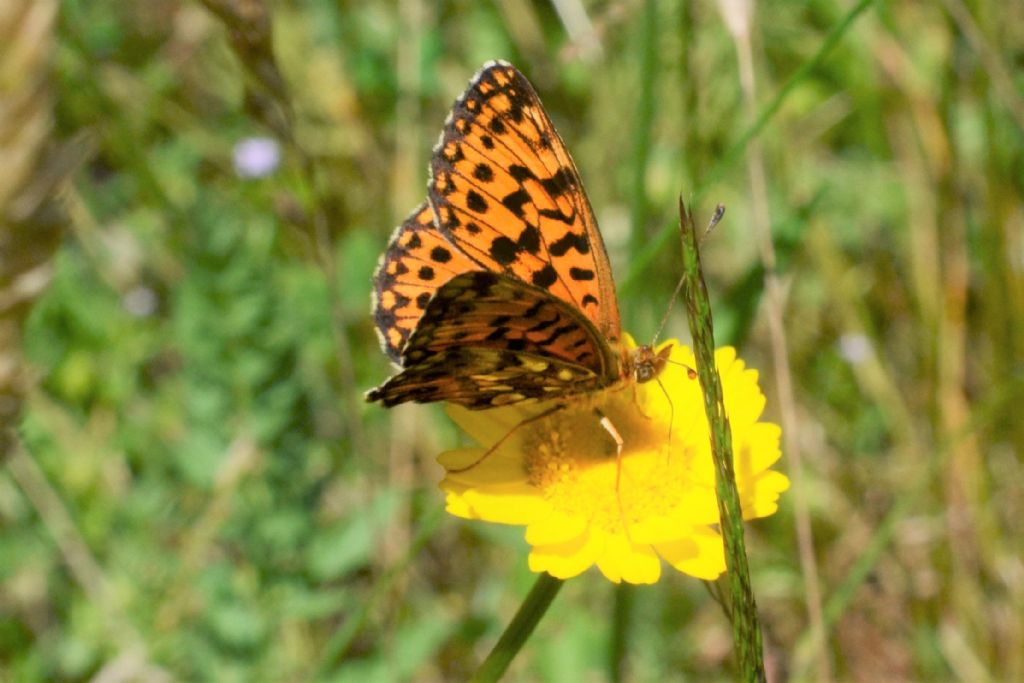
[429,61,622,344]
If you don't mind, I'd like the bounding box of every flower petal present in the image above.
[446,483,550,524]
[736,422,783,474]
[445,403,526,446]
[525,510,588,546]
[741,470,791,519]
[626,514,685,544]
[657,528,726,580]
[596,534,661,585]
[439,447,528,486]
[720,359,768,429]
[669,487,721,525]
[528,526,606,579]
[445,491,474,517]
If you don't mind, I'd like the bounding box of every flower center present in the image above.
[523,389,695,535]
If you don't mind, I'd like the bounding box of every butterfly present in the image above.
[367,61,671,410]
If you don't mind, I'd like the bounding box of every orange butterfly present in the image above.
[367,61,670,410]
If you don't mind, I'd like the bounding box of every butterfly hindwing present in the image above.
[366,271,621,409]
[365,346,606,409]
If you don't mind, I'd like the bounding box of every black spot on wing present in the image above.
[541,168,573,197]
[430,246,452,263]
[532,264,557,288]
[549,231,590,257]
[538,207,574,224]
[502,189,531,217]
[466,190,488,213]
[508,164,534,182]
[473,163,494,182]
[491,236,518,265]
[517,225,540,255]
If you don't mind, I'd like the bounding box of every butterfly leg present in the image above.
[631,377,675,455]
[656,377,675,459]
[631,382,653,420]
[445,404,566,474]
[594,408,636,545]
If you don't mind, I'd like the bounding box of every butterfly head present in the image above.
[628,343,674,384]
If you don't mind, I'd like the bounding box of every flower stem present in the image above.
[470,572,564,683]
[678,199,766,682]
[610,582,635,682]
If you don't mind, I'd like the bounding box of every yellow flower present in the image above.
[438,338,790,585]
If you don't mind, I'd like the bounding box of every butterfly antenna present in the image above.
[652,274,685,347]
[703,203,726,243]
[447,404,564,474]
[652,203,727,347]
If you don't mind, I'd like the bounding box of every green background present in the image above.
[2,0,1022,680]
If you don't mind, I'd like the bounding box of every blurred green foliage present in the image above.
[2,0,1023,681]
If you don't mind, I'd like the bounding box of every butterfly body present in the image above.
[368,61,667,410]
